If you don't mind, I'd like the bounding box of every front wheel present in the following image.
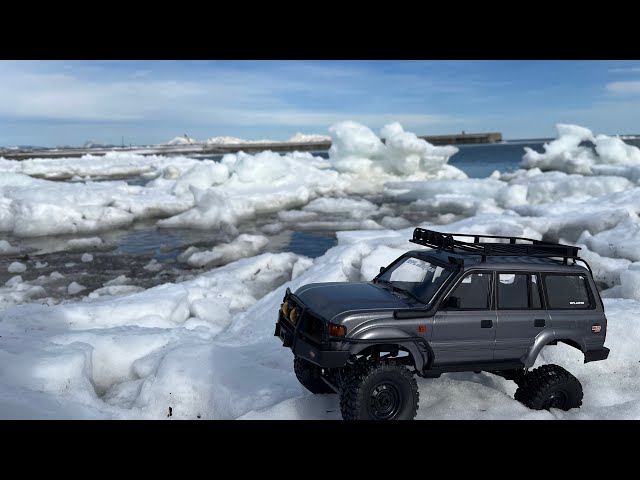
[514,364,583,411]
[340,362,419,420]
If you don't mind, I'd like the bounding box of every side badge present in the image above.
[592,324,602,333]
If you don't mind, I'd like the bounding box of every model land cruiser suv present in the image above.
[275,228,610,420]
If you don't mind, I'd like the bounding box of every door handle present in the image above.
[534,318,546,327]
[481,320,493,328]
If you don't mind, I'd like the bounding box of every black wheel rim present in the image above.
[368,383,401,420]
[545,390,569,409]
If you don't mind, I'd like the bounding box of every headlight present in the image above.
[281,301,290,316]
[289,308,299,324]
[328,322,346,337]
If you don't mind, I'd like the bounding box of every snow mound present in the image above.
[0,252,312,418]
[328,121,463,182]
[381,122,459,176]
[522,124,640,175]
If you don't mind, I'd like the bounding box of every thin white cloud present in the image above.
[607,81,640,95]
[0,61,458,130]
[609,67,640,73]
[208,108,455,129]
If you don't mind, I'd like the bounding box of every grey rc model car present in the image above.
[275,228,610,420]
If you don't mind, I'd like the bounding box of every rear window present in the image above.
[544,275,592,309]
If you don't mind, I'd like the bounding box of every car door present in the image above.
[494,272,552,361]
[432,271,496,365]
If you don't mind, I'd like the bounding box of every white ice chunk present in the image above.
[143,259,163,272]
[521,123,640,177]
[67,282,86,295]
[184,234,269,268]
[0,240,19,254]
[8,262,26,273]
[67,237,103,249]
[104,275,131,287]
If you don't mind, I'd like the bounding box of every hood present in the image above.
[293,282,410,321]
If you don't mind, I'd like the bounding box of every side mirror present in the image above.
[443,296,460,309]
[379,266,385,274]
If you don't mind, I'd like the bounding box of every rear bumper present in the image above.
[584,347,610,363]
[274,319,350,368]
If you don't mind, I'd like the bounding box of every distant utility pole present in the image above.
[121,136,124,148]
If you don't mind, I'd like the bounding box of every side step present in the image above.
[424,361,525,375]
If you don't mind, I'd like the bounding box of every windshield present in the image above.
[376,256,452,304]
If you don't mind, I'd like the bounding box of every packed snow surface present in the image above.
[1,122,640,419]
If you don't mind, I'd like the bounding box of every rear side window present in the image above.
[498,273,542,309]
[544,275,592,309]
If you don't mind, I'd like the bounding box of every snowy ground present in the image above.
[1,122,640,419]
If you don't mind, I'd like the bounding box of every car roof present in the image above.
[407,248,590,274]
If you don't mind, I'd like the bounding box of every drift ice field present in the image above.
[1,121,639,419]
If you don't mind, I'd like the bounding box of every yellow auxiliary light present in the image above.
[289,308,299,324]
[282,301,290,316]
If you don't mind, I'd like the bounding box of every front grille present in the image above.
[303,313,325,342]
[280,294,327,344]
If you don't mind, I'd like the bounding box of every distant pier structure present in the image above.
[2,131,503,160]
[418,132,502,145]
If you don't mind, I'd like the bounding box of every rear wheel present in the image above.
[340,361,419,420]
[294,356,334,394]
[514,364,583,411]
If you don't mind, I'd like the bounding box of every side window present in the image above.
[444,272,492,310]
[498,273,542,309]
[544,275,592,309]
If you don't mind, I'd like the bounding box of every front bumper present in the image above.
[274,315,350,368]
[584,347,610,363]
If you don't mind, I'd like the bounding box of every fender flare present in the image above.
[522,329,586,368]
[343,328,432,371]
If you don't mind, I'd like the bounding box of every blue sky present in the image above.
[2,60,640,147]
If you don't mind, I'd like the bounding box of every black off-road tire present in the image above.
[514,364,583,411]
[294,356,334,394]
[340,361,419,420]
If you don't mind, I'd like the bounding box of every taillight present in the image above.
[328,322,346,337]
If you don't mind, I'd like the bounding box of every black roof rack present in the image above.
[410,228,581,263]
